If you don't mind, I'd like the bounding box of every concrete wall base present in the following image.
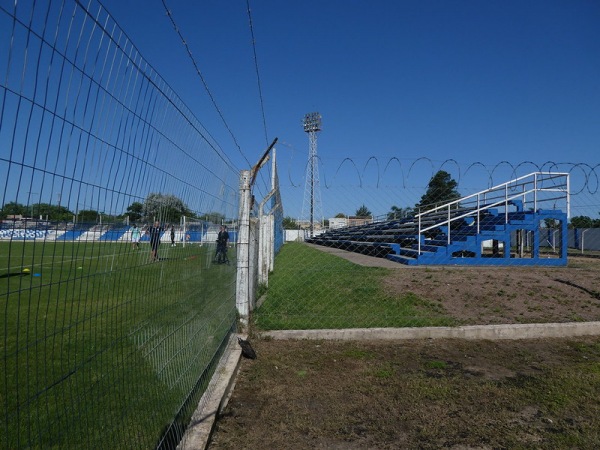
[260,322,600,341]
[178,334,243,450]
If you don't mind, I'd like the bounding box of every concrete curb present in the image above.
[260,321,600,341]
[178,334,243,450]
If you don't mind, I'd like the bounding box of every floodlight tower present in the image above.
[301,112,323,237]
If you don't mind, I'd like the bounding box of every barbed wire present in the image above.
[282,155,600,197]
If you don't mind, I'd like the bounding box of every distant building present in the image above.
[329,218,347,229]
[327,216,373,229]
[347,216,373,227]
[296,220,324,231]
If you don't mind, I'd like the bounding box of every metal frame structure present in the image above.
[308,172,570,266]
[301,112,323,237]
[415,172,570,255]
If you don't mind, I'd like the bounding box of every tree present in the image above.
[77,209,99,222]
[197,211,226,224]
[416,170,460,210]
[126,201,144,222]
[35,203,73,221]
[570,216,598,228]
[143,193,192,223]
[0,201,27,218]
[387,205,413,220]
[355,204,372,218]
[2,201,73,221]
[543,218,560,229]
[334,212,346,218]
[282,216,299,229]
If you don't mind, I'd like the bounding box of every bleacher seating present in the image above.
[309,208,567,266]
[0,220,54,240]
[185,224,205,242]
[99,225,130,241]
[0,228,48,240]
[55,223,93,241]
[307,173,569,266]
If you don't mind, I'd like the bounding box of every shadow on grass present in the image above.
[0,272,31,279]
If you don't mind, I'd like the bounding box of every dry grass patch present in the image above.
[210,337,600,449]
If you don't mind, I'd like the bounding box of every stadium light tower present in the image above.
[301,112,323,237]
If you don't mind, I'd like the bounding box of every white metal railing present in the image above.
[415,172,570,255]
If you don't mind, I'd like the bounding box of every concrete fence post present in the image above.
[236,170,251,326]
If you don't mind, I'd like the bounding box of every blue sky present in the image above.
[103,0,599,163]
[100,0,599,218]
[2,0,597,219]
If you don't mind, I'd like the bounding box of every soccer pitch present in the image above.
[1,240,237,449]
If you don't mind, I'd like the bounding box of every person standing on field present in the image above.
[170,225,175,247]
[146,221,164,262]
[131,224,141,250]
[215,225,229,263]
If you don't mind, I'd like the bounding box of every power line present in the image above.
[246,0,269,147]
[160,0,251,167]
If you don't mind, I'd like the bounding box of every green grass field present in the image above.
[254,242,455,330]
[1,240,237,449]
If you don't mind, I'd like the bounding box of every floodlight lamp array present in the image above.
[302,112,322,132]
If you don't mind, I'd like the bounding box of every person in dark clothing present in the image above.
[215,225,229,264]
[146,221,164,261]
[170,225,175,247]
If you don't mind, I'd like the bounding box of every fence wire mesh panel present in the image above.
[254,158,600,331]
[0,1,239,448]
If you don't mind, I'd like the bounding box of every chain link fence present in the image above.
[2,0,599,446]
[254,160,600,331]
[0,1,239,448]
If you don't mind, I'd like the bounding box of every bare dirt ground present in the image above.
[209,257,600,449]
[381,256,600,325]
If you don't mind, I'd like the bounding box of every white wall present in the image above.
[285,230,306,242]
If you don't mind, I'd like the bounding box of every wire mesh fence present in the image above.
[2,0,599,446]
[1,1,239,448]
[255,159,600,331]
